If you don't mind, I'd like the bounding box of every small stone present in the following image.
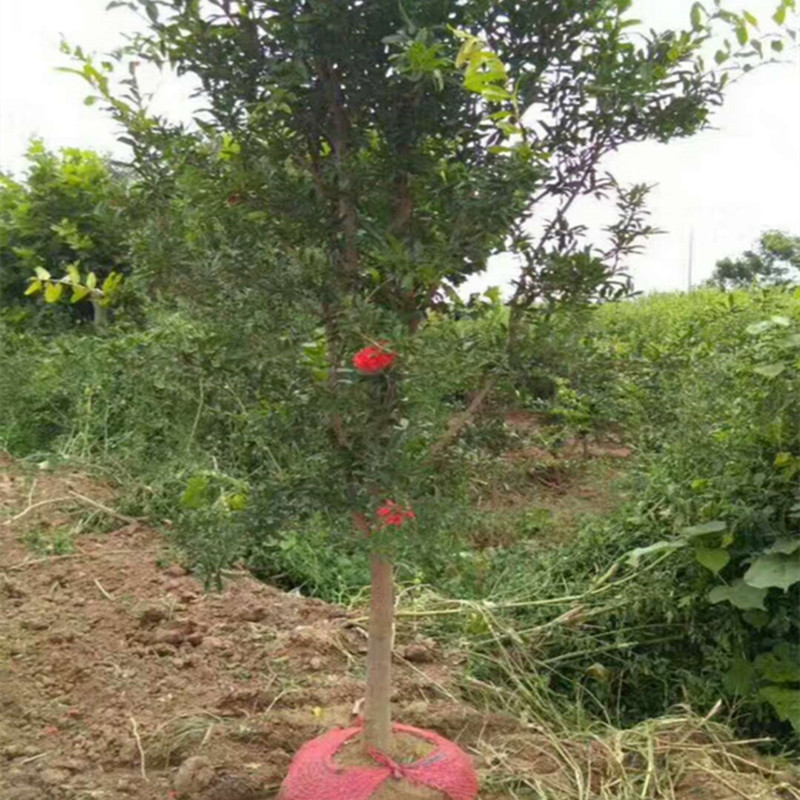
[308,656,323,671]
[187,632,204,647]
[21,618,49,631]
[164,564,189,578]
[51,757,88,772]
[200,636,226,650]
[402,642,436,663]
[175,755,215,798]
[152,628,187,646]
[138,606,167,627]
[237,606,267,622]
[155,643,176,656]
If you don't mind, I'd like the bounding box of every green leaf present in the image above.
[681,520,726,538]
[766,538,800,555]
[774,5,787,25]
[71,285,91,304]
[627,540,686,566]
[180,476,211,509]
[744,551,800,591]
[84,95,98,106]
[479,84,513,102]
[735,25,748,45]
[754,644,800,682]
[690,2,704,30]
[723,657,755,695]
[771,39,785,52]
[66,263,81,285]
[742,609,770,629]
[753,362,786,378]
[34,266,51,281]
[225,493,248,511]
[694,547,730,574]
[24,280,43,296]
[743,11,758,26]
[708,579,767,610]
[44,282,64,303]
[86,272,98,290]
[758,686,800,732]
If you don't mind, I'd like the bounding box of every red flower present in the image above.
[353,344,396,374]
[376,500,415,527]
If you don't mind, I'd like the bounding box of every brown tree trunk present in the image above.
[363,550,394,753]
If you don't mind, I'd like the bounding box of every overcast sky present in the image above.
[0,0,798,293]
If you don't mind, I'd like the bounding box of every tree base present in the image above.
[279,722,479,800]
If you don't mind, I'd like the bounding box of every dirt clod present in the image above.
[175,755,215,798]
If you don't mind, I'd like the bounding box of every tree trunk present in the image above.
[363,550,394,753]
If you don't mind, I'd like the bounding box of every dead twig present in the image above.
[94,579,114,600]
[68,490,142,525]
[8,554,82,571]
[130,716,148,781]
[3,496,73,526]
[19,751,50,765]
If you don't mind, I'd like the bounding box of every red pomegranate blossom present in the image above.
[353,344,396,374]
[376,500,415,527]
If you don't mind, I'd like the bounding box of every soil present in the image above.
[1,453,798,800]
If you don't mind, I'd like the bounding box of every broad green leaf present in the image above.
[744,551,800,591]
[774,5,787,25]
[758,686,800,732]
[24,279,42,296]
[690,2,704,30]
[771,39,785,52]
[681,520,726,538]
[754,644,800,683]
[86,272,98,290]
[627,540,686,566]
[694,547,730,574]
[180,475,211,509]
[708,579,767,610]
[479,84,513,102]
[723,657,755,695]
[44,282,64,303]
[67,263,81,284]
[766,538,800,555]
[71,285,91,303]
[34,266,51,281]
[743,10,758,26]
[753,362,786,378]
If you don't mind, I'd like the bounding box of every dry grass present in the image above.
[475,710,800,800]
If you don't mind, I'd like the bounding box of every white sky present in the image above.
[0,0,798,292]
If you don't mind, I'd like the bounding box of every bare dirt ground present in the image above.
[1,454,798,800]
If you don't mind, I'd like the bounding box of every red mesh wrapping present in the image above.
[279,722,479,800]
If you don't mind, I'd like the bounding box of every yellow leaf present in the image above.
[25,279,43,296]
[44,282,64,303]
[86,272,97,290]
[34,266,51,281]
[71,285,91,303]
[66,263,81,284]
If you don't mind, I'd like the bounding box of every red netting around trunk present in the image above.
[279,722,479,800]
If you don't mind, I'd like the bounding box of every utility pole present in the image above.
[687,228,695,291]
